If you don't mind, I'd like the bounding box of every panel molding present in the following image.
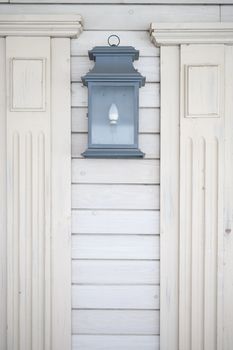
[150,23,233,46]
[0,14,83,37]
[184,64,221,118]
[10,57,46,111]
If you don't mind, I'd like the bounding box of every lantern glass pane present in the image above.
[90,85,136,146]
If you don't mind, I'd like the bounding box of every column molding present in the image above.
[0,14,83,37]
[150,22,233,45]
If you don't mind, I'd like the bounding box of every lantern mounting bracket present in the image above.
[108,34,120,47]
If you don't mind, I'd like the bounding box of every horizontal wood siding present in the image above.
[72,260,160,284]
[72,335,160,350]
[0,3,225,350]
[72,285,160,309]
[72,310,160,334]
[70,24,161,349]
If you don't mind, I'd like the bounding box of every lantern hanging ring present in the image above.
[108,34,120,47]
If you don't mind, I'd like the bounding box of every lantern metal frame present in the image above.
[82,43,145,158]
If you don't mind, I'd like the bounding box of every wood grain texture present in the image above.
[72,210,159,234]
[72,235,160,260]
[72,310,160,335]
[72,335,160,350]
[72,184,159,209]
[72,159,159,184]
[72,285,159,309]
[72,107,160,133]
[72,260,160,284]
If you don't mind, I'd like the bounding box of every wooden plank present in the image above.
[51,38,71,350]
[72,107,160,133]
[72,184,159,210]
[2,5,220,30]
[71,133,160,159]
[72,335,160,350]
[160,45,179,350]
[0,37,6,350]
[71,56,159,83]
[72,210,159,235]
[72,285,159,309]
[72,235,159,260]
[222,45,233,350]
[72,310,159,335]
[71,82,160,108]
[72,260,160,284]
[72,159,160,184]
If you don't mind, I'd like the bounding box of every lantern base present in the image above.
[82,148,145,158]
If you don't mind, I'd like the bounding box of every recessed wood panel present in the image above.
[185,64,220,117]
[11,58,45,111]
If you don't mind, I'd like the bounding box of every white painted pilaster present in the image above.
[0,14,83,350]
[150,23,233,350]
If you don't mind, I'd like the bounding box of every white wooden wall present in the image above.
[71,30,160,350]
[0,3,231,350]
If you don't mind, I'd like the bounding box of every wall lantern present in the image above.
[82,35,146,158]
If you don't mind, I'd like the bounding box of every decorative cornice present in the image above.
[0,14,83,38]
[150,23,233,46]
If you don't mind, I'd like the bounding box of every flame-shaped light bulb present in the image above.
[108,103,119,125]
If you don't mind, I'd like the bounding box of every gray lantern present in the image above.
[82,36,146,158]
